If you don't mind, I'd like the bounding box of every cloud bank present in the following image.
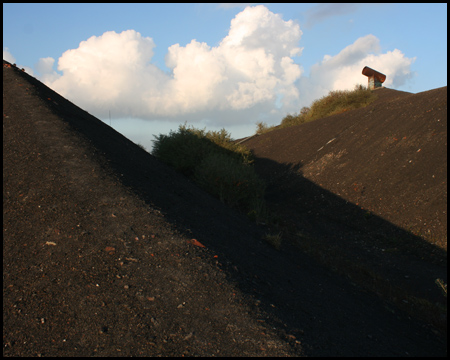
[38,5,302,125]
[33,5,415,130]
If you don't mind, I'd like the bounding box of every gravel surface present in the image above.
[3,60,447,356]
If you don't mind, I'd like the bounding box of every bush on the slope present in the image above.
[153,124,266,218]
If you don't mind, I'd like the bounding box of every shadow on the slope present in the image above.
[252,157,447,304]
[12,64,446,355]
[114,145,447,356]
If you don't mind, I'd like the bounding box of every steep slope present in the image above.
[244,86,447,245]
[3,60,446,356]
[242,86,447,324]
[2,61,299,356]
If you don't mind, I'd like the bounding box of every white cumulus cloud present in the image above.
[32,6,415,136]
[35,57,59,83]
[38,5,303,126]
[43,29,169,118]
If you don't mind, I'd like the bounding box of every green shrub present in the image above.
[152,124,253,177]
[152,125,213,176]
[152,123,266,217]
[194,152,265,211]
[201,127,253,165]
[255,121,277,135]
[280,113,303,128]
[136,143,148,152]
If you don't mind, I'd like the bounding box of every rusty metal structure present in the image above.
[362,66,386,90]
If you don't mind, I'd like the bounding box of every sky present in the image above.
[3,3,447,151]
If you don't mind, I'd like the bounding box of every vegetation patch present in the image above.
[256,85,377,134]
[264,232,283,250]
[194,152,265,212]
[153,124,266,218]
[255,121,278,135]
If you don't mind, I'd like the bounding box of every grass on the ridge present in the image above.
[256,85,377,135]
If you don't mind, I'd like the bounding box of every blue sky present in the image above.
[3,3,447,151]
